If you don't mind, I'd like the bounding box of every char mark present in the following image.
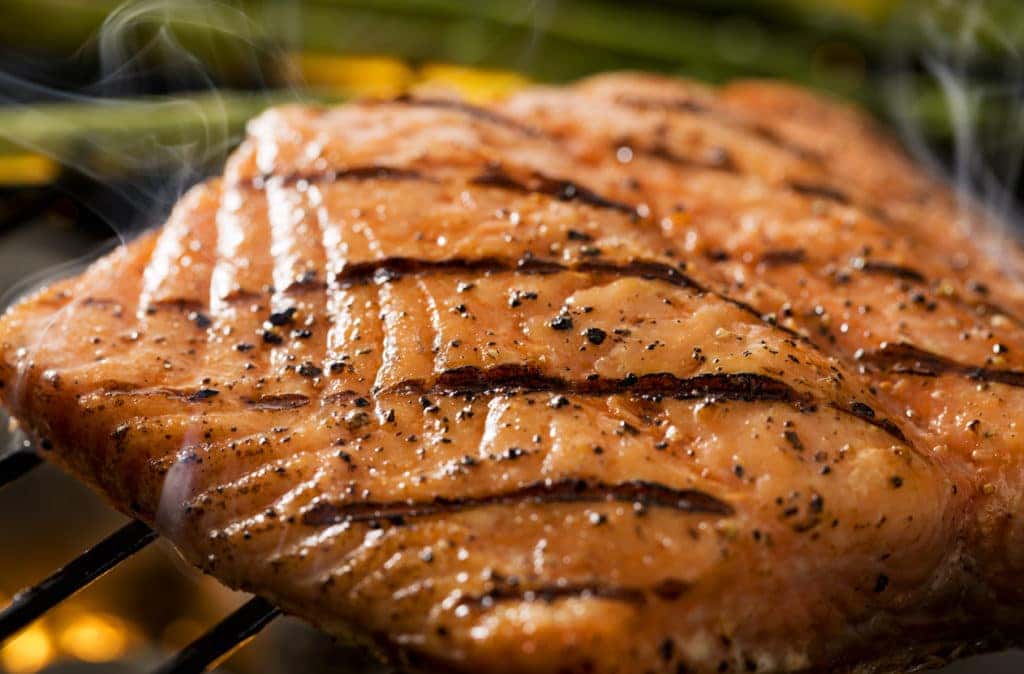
[471,166,637,215]
[641,142,737,173]
[411,365,908,444]
[755,252,925,286]
[788,181,850,205]
[856,260,927,284]
[243,393,311,410]
[301,477,734,527]
[577,260,701,290]
[331,256,701,291]
[248,162,637,217]
[142,298,206,313]
[759,249,807,266]
[81,297,123,308]
[328,254,801,343]
[417,365,803,405]
[616,94,710,115]
[254,165,427,189]
[389,95,543,137]
[832,402,906,442]
[862,342,1024,388]
[614,95,822,163]
[102,385,220,403]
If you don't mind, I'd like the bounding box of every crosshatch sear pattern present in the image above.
[4,73,1024,673]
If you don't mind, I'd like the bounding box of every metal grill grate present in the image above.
[0,449,281,673]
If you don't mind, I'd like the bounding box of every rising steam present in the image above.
[885,0,1024,276]
[0,0,297,318]
[0,1,286,248]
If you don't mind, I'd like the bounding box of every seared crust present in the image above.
[3,72,1023,672]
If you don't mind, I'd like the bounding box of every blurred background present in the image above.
[1,0,1023,672]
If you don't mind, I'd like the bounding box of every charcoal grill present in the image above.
[0,447,281,673]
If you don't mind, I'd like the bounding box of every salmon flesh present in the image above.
[3,73,1024,673]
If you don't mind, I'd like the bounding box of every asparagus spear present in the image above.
[0,90,323,182]
[0,0,1011,153]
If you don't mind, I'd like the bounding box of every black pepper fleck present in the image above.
[550,313,573,330]
[268,307,297,326]
[549,395,570,409]
[188,311,212,328]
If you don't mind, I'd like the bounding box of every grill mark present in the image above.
[326,255,801,341]
[406,365,908,443]
[144,298,207,313]
[81,297,124,310]
[245,162,638,217]
[641,142,737,173]
[328,253,801,342]
[831,402,906,443]
[389,95,543,137]
[101,385,218,403]
[243,393,311,410]
[759,249,807,266]
[471,166,637,215]
[457,583,648,609]
[322,390,363,405]
[336,256,513,286]
[651,577,691,601]
[614,95,823,163]
[748,124,823,162]
[861,342,1024,388]
[413,366,802,405]
[329,256,701,291]
[617,95,710,115]
[578,259,702,290]
[750,252,928,285]
[253,165,428,189]
[218,288,264,305]
[788,181,850,205]
[282,274,326,294]
[300,478,734,527]
[856,260,927,284]
[323,251,802,342]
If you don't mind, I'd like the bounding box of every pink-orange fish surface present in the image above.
[3,73,1024,673]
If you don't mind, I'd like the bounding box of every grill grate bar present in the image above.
[0,451,282,668]
[0,450,41,489]
[0,519,157,642]
[152,596,281,674]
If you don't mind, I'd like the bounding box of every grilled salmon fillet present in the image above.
[2,72,1023,673]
